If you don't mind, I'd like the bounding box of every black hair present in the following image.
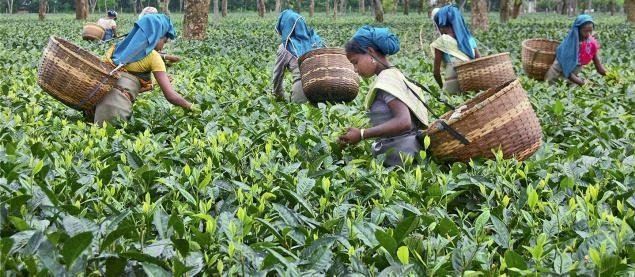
[578,21,594,29]
[344,39,367,55]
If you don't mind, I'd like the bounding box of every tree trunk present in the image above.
[333,0,338,19]
[608,0,615,15]
[162,0,171,14]
[75,0,88,20]
[183,0,210,39]
[296,0,301,13]
[511,0,522,18]
[373,0,383,22]
[418,0,423,14]
[310,0,314,16]
[499,0,510,22]
[359,0,364,14]
[257,0,266,16]
[39,0,47,20]
[340,0,345,14]
[275,0,280,12]
[627,0,635,22]
[213,0,219,24]
[222,0,227,16]
[560,0,567,14]
[472,0,488,30]
[89,0,97,14]
[326,0,329,15]
[392,0,397,14]
[7,0,14,13]
[403,0,408,14]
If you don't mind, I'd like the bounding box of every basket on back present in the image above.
[521,39,559,80]
[455,52,516,92]
[298,48,359,104]
[82,23,105,41]
[38,36,121,111]
[424,79,542,162]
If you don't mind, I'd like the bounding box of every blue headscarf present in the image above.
[556,14,593,78]
[111,14,176,65]
[351,25,400,56]
[276,9,324,58]
[434,5,475,59]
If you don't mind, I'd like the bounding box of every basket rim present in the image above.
[44,36,117,77]
[522,38,560,54]
[426,78,520,134]
[83,22,106,30]
[298,47,346,65]
[455,52,510,68]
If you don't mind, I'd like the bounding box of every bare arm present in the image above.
[567,73,586,86]
[272,45,291,98]
[433,49,443,88]
[338,97,412,145]
[593,54,607,76]
[473,48,481,59]
[154,71,193,109]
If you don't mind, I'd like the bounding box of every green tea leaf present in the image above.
[62,231,93,267]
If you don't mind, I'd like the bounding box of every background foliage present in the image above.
[0,12,634,275]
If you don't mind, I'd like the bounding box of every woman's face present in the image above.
[439,26,454,36]
[579,23,593,41]
[346,52,376,78]
[155,37,169,51]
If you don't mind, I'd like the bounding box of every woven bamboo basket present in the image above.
[82,23,105,41]
[424,79,542,162]
[37,36,121,111]
[455,52,516,92]
[298,48,359,104]
[521,39,559,80]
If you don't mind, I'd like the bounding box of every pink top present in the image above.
[578,36,598,66]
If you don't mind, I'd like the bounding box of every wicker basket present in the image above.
[298,48,359,104]
[424,79,542,162]
[38,36,121,111]
[455,52,516,92]
[521,39,559,80]
[82,23,105,41]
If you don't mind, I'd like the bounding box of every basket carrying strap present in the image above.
[360,48,469,145]
[401,79,470,145]
[76,74,112,110]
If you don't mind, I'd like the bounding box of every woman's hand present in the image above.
[337,127,362,145]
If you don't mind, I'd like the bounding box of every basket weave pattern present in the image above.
[521,39,559,80]
[298,48,359,104]
[82,23,105,41]
[455,52,516,92]
[38,36,120,111]
[424,79,542,162]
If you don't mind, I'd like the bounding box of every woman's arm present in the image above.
[567,73,586,86]
[593,54,607,76]
[154,71,193,109]
[338,98,412,145]
[272,46,290,98]
[112,25,117,38]
[433,48,443,88]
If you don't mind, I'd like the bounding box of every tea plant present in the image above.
[0,12,633,275]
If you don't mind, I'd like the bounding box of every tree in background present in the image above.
[472,0,488,30]
[257,0,265,16]
[38,0,46,19]
[161,0,170,14]
[373,0,383,22]
[296,0,301,12]
[75,0,87,19]
[275,0,280,13]
[309,0,314,16]
[359,0,365,14]
[627,0,635,21]
[404,0,409,14]
[511,0,522,18]
[222,0,227,16]
[500,0,511,22]
[183,0,209,39]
